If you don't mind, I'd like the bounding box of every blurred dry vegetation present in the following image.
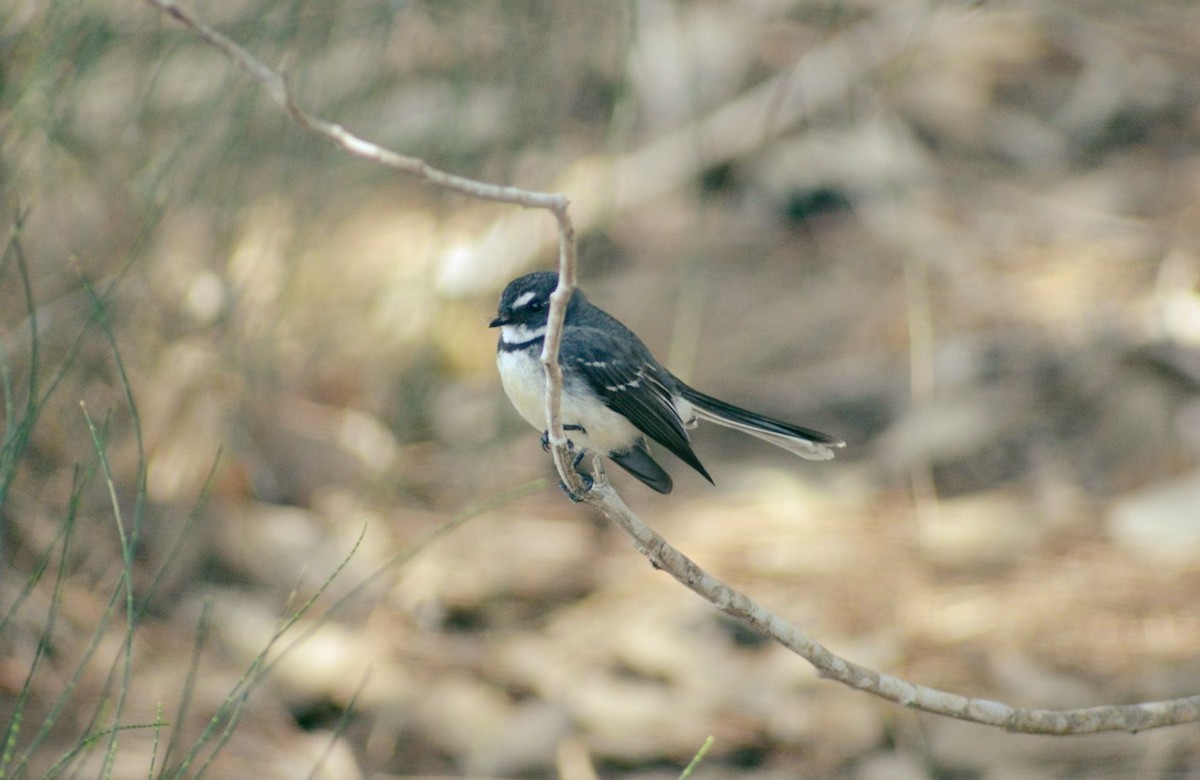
[3,0,1200,777]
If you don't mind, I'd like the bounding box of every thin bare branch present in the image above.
[144,0,565,212]
[577,482,1200,734]
[541,205,585,496]
[145,0,1200,735]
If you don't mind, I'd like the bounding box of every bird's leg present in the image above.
[541,424,586,452]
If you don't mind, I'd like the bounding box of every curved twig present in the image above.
[145,0,1200,735]
[579,482,1200,734]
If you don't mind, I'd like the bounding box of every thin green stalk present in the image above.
[8,458,111,777]
[0,211,40,516]
[39,719,170,779]
[78,268,151,778]
[158,599,213,777]
[135,451,223,624]
[157,595,213,777]
[679,736,714,780]
[183,521,374,779]
[147,704,165,780]
[304,670,368,780]
[180,480,543,778]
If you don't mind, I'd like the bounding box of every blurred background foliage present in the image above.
[3,0,1200,777]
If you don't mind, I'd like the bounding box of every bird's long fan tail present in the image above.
[679,386,844,461]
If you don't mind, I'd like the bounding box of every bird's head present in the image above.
[489,271,559,329]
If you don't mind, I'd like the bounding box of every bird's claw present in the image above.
[542,425,592,501]
[558,471,594,502]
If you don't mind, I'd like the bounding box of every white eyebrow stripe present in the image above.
[513,291,537,308]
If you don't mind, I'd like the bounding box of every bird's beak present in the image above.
[488,314,508,328]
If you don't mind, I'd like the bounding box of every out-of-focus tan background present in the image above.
[3,1,1200,777]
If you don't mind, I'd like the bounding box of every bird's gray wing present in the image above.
[562,327,712,483]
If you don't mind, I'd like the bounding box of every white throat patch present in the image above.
[500,323,547,345]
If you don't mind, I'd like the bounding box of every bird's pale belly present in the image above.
[497,350,640,455]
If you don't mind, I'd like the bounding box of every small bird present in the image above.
[491,271,843,495]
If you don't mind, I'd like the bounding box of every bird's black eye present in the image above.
[529,300,546,312]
